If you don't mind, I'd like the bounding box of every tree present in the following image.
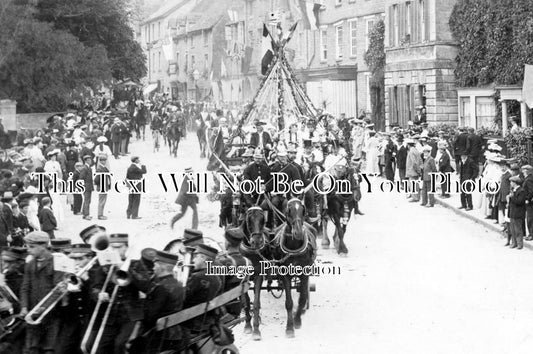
[0,1,111,112]
[364,19,385,130]
[450,0,533,87]
[34,0,147,82]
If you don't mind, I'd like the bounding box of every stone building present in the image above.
[384,0,458,127]
[291,0,385,120]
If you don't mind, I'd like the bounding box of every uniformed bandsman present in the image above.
[55,243,96,354]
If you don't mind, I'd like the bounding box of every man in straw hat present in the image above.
[94,153,111,220]
[20,231,63,354]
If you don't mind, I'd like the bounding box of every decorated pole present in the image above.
[277,54,285,131]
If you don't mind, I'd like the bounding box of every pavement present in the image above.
[50,133,533,353]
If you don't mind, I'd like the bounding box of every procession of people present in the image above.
[0,84,531,354]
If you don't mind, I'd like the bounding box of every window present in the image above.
[203,30,209,46]
[319,27,327,61]
[191,35,194,48]
[158,52,161,71]
[419,0,426,41]
[393,5,399,46]
[158,22,161,39]
[335,23,343,60]
[191,55,195,69]
[366,19,374,51]
[145,27,148,43]
[225,26,233,41]
[185,52,188,73]
[152,24,155,40]
[176,52,180,72]
[152,53,155,73]
[204,54,209,69]
[406,2,412,38]
[349,20,357,57]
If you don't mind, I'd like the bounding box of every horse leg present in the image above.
[243,293,253,334]
[321,217,330,248]
[281,276,295,338]
[294,275,309,329]
[338,223,349,256]
[252,275,262,340]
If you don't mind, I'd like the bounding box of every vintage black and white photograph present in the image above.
[0,0,533,353]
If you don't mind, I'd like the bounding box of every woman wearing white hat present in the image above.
[44,149,65,225]
[94,135,112,170]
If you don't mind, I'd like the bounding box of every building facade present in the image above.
[384,0,458,128]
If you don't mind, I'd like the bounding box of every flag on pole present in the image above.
[523,64,533,109]
[298,0,321,30]
[261,24,275,75]
[284,21,298,45]
[162,38,174,61]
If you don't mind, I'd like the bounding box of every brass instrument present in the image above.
[82,246,137,354]
[175,247,194,287]
[111,256,133,287]
[25,256,99,325]
[80,264,115,354]
[89,232,110,252]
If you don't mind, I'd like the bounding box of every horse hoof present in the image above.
[294,318,302,329]
[252,330,262,341]
[244,325,252,334]
[286,329,295,338]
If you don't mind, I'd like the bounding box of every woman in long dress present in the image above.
[364,131,380,175]
[43,149,65,225]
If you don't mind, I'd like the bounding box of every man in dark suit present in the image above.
[508,176,527,249]
[72,162,83,215]
[453,127,469,167]
[242,149,271,208]
[170,167,199,229]
[458,153,479,210]
[466,128,484,164]
[38,197,57,239]
[1,191,14,245]
[249,121,272,151]
[126,156,147,219]
[79,155,94,220]
[521,165,533,240]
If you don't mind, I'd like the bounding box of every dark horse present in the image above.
[165,119,181,157]
[237,207,271,341]
[321,164,361,255]
[271,198,316,337]
[133,105,148,141]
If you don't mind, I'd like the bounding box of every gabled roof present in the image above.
[143,0,191,25]
[186,0,231,33]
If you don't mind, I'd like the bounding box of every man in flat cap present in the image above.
[20,231,63,354]
[126,156,147,219]
[508,176,527,249]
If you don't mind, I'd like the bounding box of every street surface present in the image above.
[55,131,533,354]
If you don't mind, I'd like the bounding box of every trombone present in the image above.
[24,232,110,326]
[82,248,137,354]
[24,256,99,325]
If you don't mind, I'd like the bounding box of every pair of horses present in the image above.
[238,199,316,340]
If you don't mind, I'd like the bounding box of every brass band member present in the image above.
[93,233,147,354]
[49,238,71,255]
[56,244,96,354]
[1,247,26,307]
[20,231,63,354]
[131,250,185,354]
